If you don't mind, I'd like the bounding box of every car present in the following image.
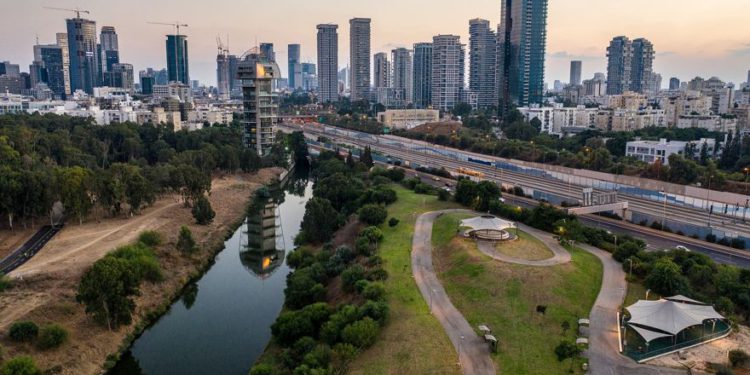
[498,197,506,203]
[432,176,441,182]
[675,245,691,252]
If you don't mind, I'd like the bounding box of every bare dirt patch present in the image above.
[646,325,750,373]
[0,168,282,375]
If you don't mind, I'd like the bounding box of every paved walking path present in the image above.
[475,223,571,266]
[412,210,496,375]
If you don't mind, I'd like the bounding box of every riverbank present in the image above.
[0,168,283,374]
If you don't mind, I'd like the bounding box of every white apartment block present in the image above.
[658,91,712,126]
[625,138,716,165]
[377,109,439,129]
[676,115,737,133]
[152,82,192,102]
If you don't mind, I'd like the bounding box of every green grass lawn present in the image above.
[624,281,659,308]
[432,213,603,375]
[495,230,554,261]
[351,186,462,375]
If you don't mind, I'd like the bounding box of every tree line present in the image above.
[0,113,287,229]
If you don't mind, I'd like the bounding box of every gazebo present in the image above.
[460,215,515,241]
[623,296,730,362]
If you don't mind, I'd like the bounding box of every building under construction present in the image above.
[237,50,280,156]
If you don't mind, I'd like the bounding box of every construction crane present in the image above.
[44,6,90,18]
[148,21,189,35]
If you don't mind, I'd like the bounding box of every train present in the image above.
[468,157,493,166]
[457,167,485,178]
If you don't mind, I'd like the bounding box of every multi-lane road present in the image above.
[0,225,63,275]
[283,122,750,268]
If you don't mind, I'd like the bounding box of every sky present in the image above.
[2,0,749,87]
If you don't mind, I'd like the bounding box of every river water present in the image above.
[109,171,312,375]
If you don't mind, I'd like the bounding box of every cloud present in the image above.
[728,43,750,57]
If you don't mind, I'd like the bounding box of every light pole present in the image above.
[706,175,714,227]
[626,258,633,279]
[660,190,668,231]
[645,289,651,300]
[744,167,750,194]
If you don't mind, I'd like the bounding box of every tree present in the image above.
[357,204,388,226]
[0,356,41,375]
[729,349,749,368]
[341,318,379,348]
[36,324,69,350]
[76,257,140,330]
[645,258,688,296]
[315,173,364,214]
[554,340,582,371]
[177,226,197,254]
[452,102,472,119]
[299,197,343,244]
[56,166,94,225]
[8,321,38,342]
[360,146,374,168]
[288,131,309,165]
[437,188,451,201]
[192,195,216,225]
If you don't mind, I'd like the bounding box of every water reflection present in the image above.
[240,196,285,280]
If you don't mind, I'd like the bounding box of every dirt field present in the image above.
[408,121,462,136]
[647,325,750,373]
[0,168,282,374]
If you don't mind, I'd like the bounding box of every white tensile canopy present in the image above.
[460,215,514,232]
[665,295,706,305]
[626,299,725,342]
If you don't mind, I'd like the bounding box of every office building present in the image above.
[747,70,750,86]
[152,82,192,102]
[497,0,549,114]
[228,55,240,96]
[431,35,465,111]
[66,16,99,94]
[606,36,633,95]
[392,48,413,106]
[105,63,134,93]
[669,77,680,91]
[99,26,120,85]
[631,38,655,94]
[55,33,71,95]
[570,60,582,86]
[260,43,275,61]
[237,52,281,156]
[469,19,497,109]
[349,18,371,101]
[216,46,230,99]
[413,42,432,108]
[301,63,317,91]
[288,44,302,89]
[317,24,339,103]
[374,52,390,89]
[0,61,20,76]
[166,35,189,84]
[140,75,154,95]
[32,44,66,98]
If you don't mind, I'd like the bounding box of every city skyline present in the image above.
[1,0,749,87]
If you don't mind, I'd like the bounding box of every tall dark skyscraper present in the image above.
[669,77,680,91]
[99,26,120,84]
[32,44,66,98]
[606,36,654,94]
[569,60,582,86]
[288,44,301,90]
[260,43,276,62]
[413,42,432,108]
[67,16,99,94]
[349,18,371,102]
[469,18,497,109]
[631,38,654,94]
[497,0,549,114]
[166,35,189,84]
[317,24,339,103]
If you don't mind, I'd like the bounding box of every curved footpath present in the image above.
[412,209,496,375]
[412,209,686,375]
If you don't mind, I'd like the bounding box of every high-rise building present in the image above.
[66,16,99,94]
[259,43,275,61]
[0,61,20,76]
[238,52,281,156]
[431,35,465,111]
[569,60,582,86]
[497,0,549,114]
[166,35,189,84]
[228,55,241,96]
[631,38,655,94]
[216,47,230,99]
[301,63,317,91]
[56,33,71,96]
[469,19,497,109]
[746,70,749,86]
[391,48,413,106]
[32,44,66,98]
[104,63,134,93]
[606,36,633,95]
[140,75,154,95]
[373,52,390,89]
[412,42,433,108]
[317,24,339,103]
[349,18,371,102]
[288,44,302,90]
[669,77,681,91]
[99,26,120,84]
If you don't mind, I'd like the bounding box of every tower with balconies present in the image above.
[238,51,280,156]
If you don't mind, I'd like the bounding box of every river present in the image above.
[109,170,312,375]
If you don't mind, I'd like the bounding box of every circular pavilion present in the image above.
[460,215,515,241]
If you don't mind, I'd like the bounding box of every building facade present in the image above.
[431,35,465,112]
[238,53,281,156]
[373,52,390,89]
[606,36,633,95]
[349,18,371,102]
[317,24,339,103]
[468,19,497,109]
[33,44,66,99]
[570,60,582,86]
[631,38,655,94]
[412,42,432,108]
[391,48,413,107]
[66,17,99,94]
[99,26,120,85]
[166,35,189,84]
[669,77,680,91]
[55,33,71,96]
[497,0,548,114]
[288,44,302,90]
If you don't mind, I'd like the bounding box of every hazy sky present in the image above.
[2,0,749,87]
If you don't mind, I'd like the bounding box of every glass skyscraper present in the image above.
[412,42,432,108]
[288,44,301,89]
[469,19,497,109]
[166,35,189,84]
[66,17,99,94]
[497,0,548,114]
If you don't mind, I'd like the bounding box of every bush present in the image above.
[358,300,389,325]
[437,189,451,201]
[110,244,163,282]
[137,231,163,247]
[362,283,386,301]
[341,318,379,348]
[192,195,216,225]
[359,227,383,244]
[341,265,365,292]
[388,217,399,227]
[36,324,69,350]
[367,268,389,281]
[248,364,277,375]
[0,356,41,375]
[8,321,38,342]
[729,349,749,368]
[177,226,197,254]
[0,273,11,292]
[357,204,388,226]
[716,366,734,375]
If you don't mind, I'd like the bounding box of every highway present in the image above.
[0,225,63,275]
[285,123,750,268]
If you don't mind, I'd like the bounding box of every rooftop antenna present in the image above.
[44,6,90,19]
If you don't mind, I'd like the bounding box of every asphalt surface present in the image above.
[0,225,62,275]
[412,210,496,375]
[475,223,571,266]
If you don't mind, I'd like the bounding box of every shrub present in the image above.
[0,273,11,292]
[341,318,379,348]
[437,189,451,201]
[177,226,197,254]
[137,231,163,247]
[36,324,69,350]
[388,217,399,227]
[111,244,163,282]
[367,268,389,281]
[0,356,41,375]
[8,321,38,342]
[341,265,365,292]
[357,204,388,226]
[729,349,749,368]
[302,344,332,369]
[358,300,389,325]
[355,237,374,256]
[362,283,386,301]
[192,195,216,225]
[716,366,734,375]
[248,364,277,375]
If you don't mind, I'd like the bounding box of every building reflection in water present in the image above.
[240,194,286,279]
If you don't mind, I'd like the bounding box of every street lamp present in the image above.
[744,167,749,194]
[625,258,633,279]
[707,174,714,227]
[660,189,668,231]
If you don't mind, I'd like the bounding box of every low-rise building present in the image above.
[625,137,715,165]
[377,109,440,129]
[676,115,737,133]
[152,82,192,102]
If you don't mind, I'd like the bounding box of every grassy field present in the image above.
[624,281,659,308]
[432,213,603,375]
[350,186,462,375]
[494,230,554,261]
